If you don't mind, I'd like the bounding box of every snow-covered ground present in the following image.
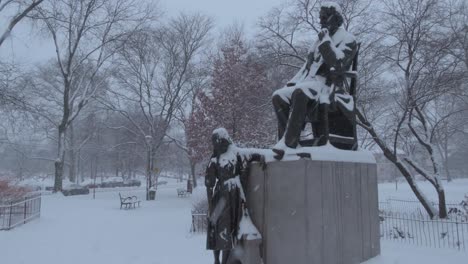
[0,185,212,264]
[379,178,468,203]
[1,180,467,264]
[364,241,467,264]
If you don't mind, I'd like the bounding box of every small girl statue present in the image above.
[205,128,264,264]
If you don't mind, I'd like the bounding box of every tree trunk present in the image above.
[90,156,94,182]
[394,160,437,218]
[438,188,447,218]
[68,125,76,183]
[445,164,452,182]
[55,78,71,192]
[94,155,99,183]
[151,148,157,196]
[357,110,438,218]
[444,142,452,182]
[68,151,76,183]
[190,161,197,188]
[146,148,152,200]
[54,127,66,192]
[54,160,64,192]
[77,150,82,183]
[115,153,120,177]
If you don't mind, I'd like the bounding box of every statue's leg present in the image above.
[214,250,221,264]
[221,250,231,264]
[319,103,329,145]
[309,104,329,146]
[284,89,310,148]
[272,93,291,140]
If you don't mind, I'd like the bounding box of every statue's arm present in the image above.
[241,151,266,170]
[287,40,319,86]
[318,36,357,72]
[287,61,308,86]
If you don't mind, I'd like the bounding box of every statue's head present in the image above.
[211,128,232,155]
[320,2,344,35]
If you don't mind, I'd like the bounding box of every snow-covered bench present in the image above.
[119,193,141,209]
[177,188,189,197]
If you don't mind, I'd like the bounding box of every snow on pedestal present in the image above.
[246,154,380,264]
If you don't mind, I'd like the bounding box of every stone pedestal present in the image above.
[246,159,380,264]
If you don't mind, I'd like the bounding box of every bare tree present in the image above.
[257,2,310,69]
[434,0,468,181]
[0,108,54,181]
[444,0,468,69]
[0,63,23,108]
[101,13,213,199]
[169,61,211,189]
[355,0,468,218]
[29,0,155,192]
[66,111,99,183]
[0,0,45,146]
[0,0,44,47]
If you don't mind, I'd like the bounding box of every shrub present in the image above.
[0,179,31,203]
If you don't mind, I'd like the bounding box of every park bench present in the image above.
[119,193,141,209]
[177,188,189,197]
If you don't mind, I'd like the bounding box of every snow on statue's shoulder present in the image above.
[333,27,355,43]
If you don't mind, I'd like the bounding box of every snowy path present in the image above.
[0,187,211,264]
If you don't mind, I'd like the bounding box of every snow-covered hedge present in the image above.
[0,179,31,203]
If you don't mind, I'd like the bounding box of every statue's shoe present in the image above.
[272,148,285,160]
[272,138,287,160]
[272,137,310,160]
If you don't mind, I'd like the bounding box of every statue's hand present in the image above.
[318,28,329,41]
[286,82,295,87]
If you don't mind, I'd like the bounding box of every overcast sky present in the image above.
[0,0,284,65]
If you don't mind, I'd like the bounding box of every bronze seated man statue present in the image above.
[272,3,359,159]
